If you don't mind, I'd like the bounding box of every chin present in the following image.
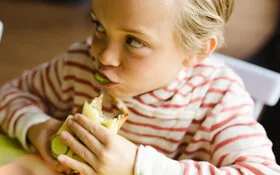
[108,89,141,99]
[106,89,130,99]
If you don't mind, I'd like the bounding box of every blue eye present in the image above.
[126,36,144,48]
[92,20,105,33]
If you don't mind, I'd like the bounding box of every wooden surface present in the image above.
[0,0,279,86]
[0,0,92,85]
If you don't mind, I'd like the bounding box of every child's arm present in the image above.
[0,55,71,172]
[0,41,94,172]
[0,41,93,150]
[0,57,63,151]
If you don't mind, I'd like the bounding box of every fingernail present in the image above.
[60,131,68,139]
[74,114,80,120]
[66,119,73,126]
[58,154,66,162]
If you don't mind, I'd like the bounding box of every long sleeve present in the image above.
[134,119,280,175]
[0,41,95,151]
[135,144,280,175]
[132,63,280,174]
[0,56,66,151]
[135,125,280,175]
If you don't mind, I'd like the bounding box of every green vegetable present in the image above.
[51,135,69,157]
[94,72,111,84]
[50,115,73,158]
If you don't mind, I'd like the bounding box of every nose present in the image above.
[99,46,121,67]
[92,39,121,67]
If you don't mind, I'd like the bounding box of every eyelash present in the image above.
[91,20,105,33]
[125,36,145,48]
[91,19,145,48]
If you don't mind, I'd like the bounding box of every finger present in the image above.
[42,151,70,173]
[58,154,96,175]
[60,131,99,169]
[66,119,103,156]
[73,114,111,144]
[38,141,69,173]
[43,154,69,173]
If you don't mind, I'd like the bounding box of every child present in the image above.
[1,0,280,174]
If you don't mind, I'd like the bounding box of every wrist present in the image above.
[27,122,42,150]
[134,145,184,175]
[15,108,51,151]
[27,118,63,152]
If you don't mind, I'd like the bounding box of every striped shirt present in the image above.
[1,40,280,174]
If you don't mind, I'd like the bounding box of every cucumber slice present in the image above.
[94,72,111,84]
[51,135,69,158]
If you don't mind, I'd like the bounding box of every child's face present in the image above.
[91,0,189,98]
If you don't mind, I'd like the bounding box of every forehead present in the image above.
[92,0,177,28]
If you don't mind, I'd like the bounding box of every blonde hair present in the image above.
[175,0,234,56]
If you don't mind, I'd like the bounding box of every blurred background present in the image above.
[0,0,92,85]
[0,0,279,163]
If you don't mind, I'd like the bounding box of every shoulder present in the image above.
[60,38,96,71]
[66,37,92,59]
[57,38,97,85]
[179,55,253,111]
[189,55,246,91]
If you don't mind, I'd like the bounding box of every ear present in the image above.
[182,37,217,67]
[206,37,217,56]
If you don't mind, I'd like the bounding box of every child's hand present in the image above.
[27,118,71,173]
[58,114,138,175]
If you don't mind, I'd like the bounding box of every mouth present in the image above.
[94,72,113,84]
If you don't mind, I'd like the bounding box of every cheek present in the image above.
[123,58,166,87]
[130,57,182,87]
[123,59,147,80]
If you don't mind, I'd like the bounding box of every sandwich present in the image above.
[50,94,128,160]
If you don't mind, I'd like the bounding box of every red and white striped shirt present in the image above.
[1,40,280,174]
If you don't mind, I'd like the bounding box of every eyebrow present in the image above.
[119,27,151,38]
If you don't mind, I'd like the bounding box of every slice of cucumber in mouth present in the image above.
[94,72,112,84]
